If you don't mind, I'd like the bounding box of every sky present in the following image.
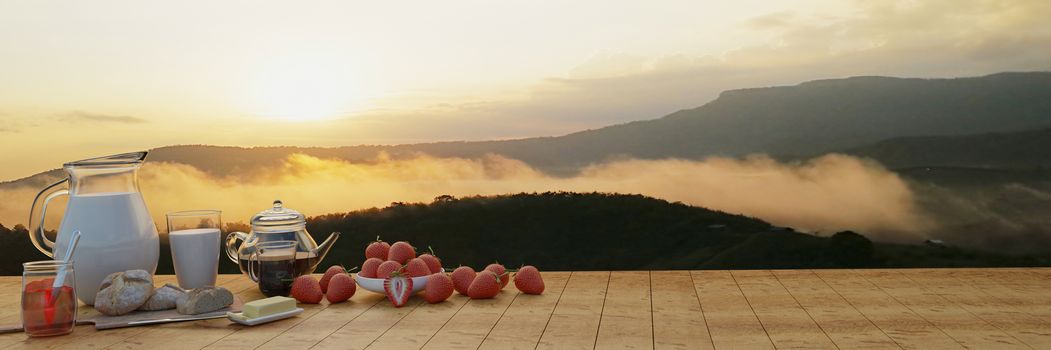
[1,0,1050,181]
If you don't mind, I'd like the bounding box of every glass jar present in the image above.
[22,261,77,337]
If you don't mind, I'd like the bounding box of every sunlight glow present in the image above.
[248,56,360,121]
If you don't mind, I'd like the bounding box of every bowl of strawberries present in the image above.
[354,238,445,294]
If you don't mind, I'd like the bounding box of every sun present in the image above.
[247,57,359,121]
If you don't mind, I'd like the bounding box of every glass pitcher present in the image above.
[28,151,159,305]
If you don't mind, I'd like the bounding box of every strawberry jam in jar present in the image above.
[22,261,77,337]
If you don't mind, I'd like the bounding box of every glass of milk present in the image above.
[166,210,222,289]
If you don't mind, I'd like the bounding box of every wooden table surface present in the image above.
[0,268,1049,349]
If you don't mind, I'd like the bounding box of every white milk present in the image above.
[53,192,159,305]
[169,228,220,289]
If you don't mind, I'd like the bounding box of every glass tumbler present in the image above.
[167,210,222,289]
[22,260,77,337]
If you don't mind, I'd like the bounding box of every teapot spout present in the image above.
[311,232,340,269]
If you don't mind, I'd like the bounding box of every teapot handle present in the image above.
[225,231,248,264]
[247,245,262,283]
[28,178,69,258]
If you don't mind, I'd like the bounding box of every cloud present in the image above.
[9,152,1049,253]
[0,153,929,245]
[57,111,148,124]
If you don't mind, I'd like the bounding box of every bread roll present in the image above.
[94,270,155,316]
[176,286,233,315]
[139,284,186,311]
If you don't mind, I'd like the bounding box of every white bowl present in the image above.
[355,269,445,294]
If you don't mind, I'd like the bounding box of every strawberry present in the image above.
[514,265,545,294]
[365,236,390,260]
[419,254,442,273]
[485,263,509,289]
[388,241,416,264]
[325,273,356,303]
[405,258,431,277]
[376,260,404,279]
[384,273,413,307]
[291,275,323,304]
[319,265,345,293]
[424,273,454,303]
[451,266,476,295]
[468,271,501,299]
[360,258,384,278]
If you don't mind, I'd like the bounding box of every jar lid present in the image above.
[250,200,306,230]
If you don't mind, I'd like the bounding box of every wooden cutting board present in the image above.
[0,297,242,333]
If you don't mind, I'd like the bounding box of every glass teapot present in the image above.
[225,200,339,278]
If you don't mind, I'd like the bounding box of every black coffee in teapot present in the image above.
[237,251,319,281]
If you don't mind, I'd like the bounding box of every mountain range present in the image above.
[5,71,1051,185]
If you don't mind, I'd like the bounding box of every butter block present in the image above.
[242,296,297,319]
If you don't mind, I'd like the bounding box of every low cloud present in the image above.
[57,111,147,124]
[0,153,930,245]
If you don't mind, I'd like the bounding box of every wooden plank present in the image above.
[690,270,774,350]
[650,271,713,350]
[536,271,611,350]
[896,269,1051,348]
[594,271,653,350]
[259,290,389,350]
[961,268,1051,318]
[420,286,520,350]
[732,270,837,349]
[856,269,1029,349]
[478,271,571,350]
[771,270,899,349]
[209,288,384,349]
[367,294,470,350]
[814,269,963,350]
[0,269,1049,350]
[949,269,1051,324]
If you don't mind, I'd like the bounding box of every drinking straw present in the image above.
[51,230,81,303]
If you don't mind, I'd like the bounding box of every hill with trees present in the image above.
[305,193,1047,271]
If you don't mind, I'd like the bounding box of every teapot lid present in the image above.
[251,200,306,230]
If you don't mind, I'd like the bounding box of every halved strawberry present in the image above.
[384,273,413,307]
